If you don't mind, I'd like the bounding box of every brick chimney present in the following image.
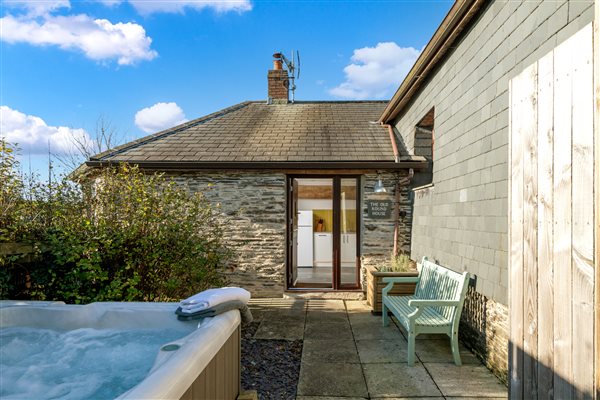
[268,53,289,104]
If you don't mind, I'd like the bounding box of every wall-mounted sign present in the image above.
[367,200,393,219]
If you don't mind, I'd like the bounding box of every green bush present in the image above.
[1,140,229,303]
[379,252,416,273]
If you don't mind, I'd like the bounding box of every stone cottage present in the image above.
[86,54,427,297]
[378,0,594,386]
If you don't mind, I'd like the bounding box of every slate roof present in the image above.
[91,101,407,164]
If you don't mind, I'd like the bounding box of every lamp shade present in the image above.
[374,178,387,193]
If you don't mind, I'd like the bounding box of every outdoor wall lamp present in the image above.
[373,175,387,193]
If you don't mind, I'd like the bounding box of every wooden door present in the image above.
[509,23,595,399]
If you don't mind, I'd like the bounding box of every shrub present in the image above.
[0,142,229,302]
[379,252,416,273]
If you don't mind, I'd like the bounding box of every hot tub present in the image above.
[0,301,241,400]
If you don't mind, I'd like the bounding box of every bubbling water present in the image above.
[0,327,187,400]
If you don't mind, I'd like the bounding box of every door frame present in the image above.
[286,174,362,291]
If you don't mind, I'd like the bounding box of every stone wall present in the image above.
[361,171,413,289]
[460,287,509,385]
[170,171,287,297]
[168,170,414,296]
[392,0,593,382]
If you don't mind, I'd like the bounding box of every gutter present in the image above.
[379,0,485,123]
[84,160,428,171]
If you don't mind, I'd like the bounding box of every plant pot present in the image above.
[366,265,419,314]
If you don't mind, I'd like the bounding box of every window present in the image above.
[414,108,434,186]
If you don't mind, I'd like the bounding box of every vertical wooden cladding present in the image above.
[180,326,241,400]
[595,2,600,398]
[508,59,527,400]
[509,24,595,400]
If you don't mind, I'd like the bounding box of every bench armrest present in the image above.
[408,299,460,307]
[381,277,420,296]
[405,299,461,322]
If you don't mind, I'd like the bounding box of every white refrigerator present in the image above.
[297,210,313,267]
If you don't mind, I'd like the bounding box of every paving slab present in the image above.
[363,363,442,398]
[306,310,349,323]
[446,395,508,400]
[297,361,368,397]
[445,398,507,400]
[307,299,346,310]
[262,308,307,324]
[347,311,379,325]
[302,339,359,363]
[304,321,353,340]
[345,300,371,312]
[425,363,508,398]
[371,398,444,400]
[356,339,408,364]
[297,397,366,400]
[415,339,480,364]
[253,319,305,340]
[351,320,403,340]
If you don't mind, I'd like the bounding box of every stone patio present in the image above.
[248,298,507,399]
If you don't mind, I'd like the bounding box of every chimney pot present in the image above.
[268,52,289,103]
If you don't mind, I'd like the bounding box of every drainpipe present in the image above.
[382,123,400,163]
[381,123,413,256]
[393,168,414,256]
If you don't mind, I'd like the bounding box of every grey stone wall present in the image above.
[460,287,509,385]
[392,0,593,383]
[170,171,287,297]
[361,171,413,274]
[168,170,413,295]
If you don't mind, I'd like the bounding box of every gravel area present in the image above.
[241,322,303,400]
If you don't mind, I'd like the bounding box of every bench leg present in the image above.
[382,302,389,326]
[451,331,462,366]
[407,331,416,366]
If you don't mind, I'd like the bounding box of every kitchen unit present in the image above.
[341,233,357,267]
[313,232,333,267]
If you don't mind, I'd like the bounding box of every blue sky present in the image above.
[1,0,452,178]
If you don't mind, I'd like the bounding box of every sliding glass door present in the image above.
[287,176,360,290]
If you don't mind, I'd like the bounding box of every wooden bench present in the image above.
[382,257,470,366]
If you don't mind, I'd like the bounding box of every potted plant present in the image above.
[366,253,419,314]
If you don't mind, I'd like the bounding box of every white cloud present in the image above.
[0,13,158,65]
[3,0,70,16]
[125,0,252,15]
[0,105,93,155]
[96,0,122,6]
[329,42,420,100]
[134,102,188,133]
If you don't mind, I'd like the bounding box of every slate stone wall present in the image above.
[392,0,593,384]
[170,171,287,297]
[460,287,509,385]
[360,171,413,289]
[168,170,413,296]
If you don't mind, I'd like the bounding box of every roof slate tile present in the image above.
[97,101,402,163]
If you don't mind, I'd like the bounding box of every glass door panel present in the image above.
[340,178,359,287]
[291,178,333,288]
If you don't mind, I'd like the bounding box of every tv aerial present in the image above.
[275,50,301,103]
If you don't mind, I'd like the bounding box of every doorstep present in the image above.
[284,291,365,300]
